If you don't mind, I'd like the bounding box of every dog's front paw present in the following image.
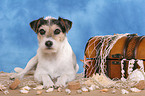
[43,80,54,89]
[55,79,66,88]
[40,75,54,89]
[10,73,24,80]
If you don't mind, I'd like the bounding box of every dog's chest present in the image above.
[37,52,72,78]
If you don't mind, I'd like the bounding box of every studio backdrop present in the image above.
[0,0,145,73]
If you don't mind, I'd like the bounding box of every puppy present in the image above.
[10,16,79,88]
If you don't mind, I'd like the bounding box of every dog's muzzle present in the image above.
[45,41,53,48]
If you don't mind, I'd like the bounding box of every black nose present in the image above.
[45,41,53,48]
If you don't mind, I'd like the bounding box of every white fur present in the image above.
[35,37,78,88]
[11,37,79,88]
[44,16,56,20]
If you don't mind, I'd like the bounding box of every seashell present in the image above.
[88,85,96,91]
[81,87,89,92]
[57,87,62,92]
[33,85,43,90]
[84,79,95,86]
[46,88,54,93]
[92,73,116,87]
[127,69,145,82]
[21,86,31,91]
[130,88,141,93]
[3,90,9,94]
[20,90,29,94]
[95,85,100,89]
[0,84,6,90]
[111,89,116,94]
[135,80,145,90]
[36,90,43,95]
[76,90,82,94]
[65,89,71,95]
[121,89,129,94]
[100,89,108,92]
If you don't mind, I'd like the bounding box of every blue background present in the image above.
[0,0,145,73]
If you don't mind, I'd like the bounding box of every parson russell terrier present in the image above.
[10,16,79,88]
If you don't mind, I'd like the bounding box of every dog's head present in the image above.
[30,16,72,53]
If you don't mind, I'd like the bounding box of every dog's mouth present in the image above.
[44,47,54,50]
[43,47,57,53]
[46,47,53,49]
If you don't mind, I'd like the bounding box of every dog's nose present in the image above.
[45,41,53,48]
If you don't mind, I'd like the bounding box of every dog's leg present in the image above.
[10,55,38,80]
[55,73,76,87]
[42,74,54,89]
[34,73,54,89]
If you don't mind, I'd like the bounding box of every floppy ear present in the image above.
[29,17,44,33]
[58,17,72,33]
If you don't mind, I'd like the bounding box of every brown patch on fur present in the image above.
[37,24,66,43]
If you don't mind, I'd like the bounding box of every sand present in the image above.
[0,72,145,96]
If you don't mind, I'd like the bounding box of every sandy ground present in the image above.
[0,72,145,96]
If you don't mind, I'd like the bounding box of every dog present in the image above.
[10,16,79,88]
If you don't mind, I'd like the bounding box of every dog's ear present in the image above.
[30,17,44,33]
[58,17,72,33]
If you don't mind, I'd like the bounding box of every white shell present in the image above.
[20,90,29,94]
[121,89,129,94]
[65,89,71,94]
[57,87,62,92]
[95,85,100,89]
[130,88,141,93]
[88,85,96,91]
[127,69,145,82]
[21,86,31,91]
[92,73,116,87]
[81,87,88,92]
[0,84,6,90]
[33,85,43,90]
[3,90,9,94]
[83,79,94,86]
[76,90,82,94]
[111,89,116,94]
[46,88,54,93]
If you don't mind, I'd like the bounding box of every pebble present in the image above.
[100,89,108,92]
[135,80,145,90]
[65,89,71,95]
[130,88,141,93]
[68,81,80,90]
[36,90,43,95]
[9,78,21,90]
[121,89,129,94]
[46,88,54,93]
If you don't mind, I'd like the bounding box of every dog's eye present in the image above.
[39,29,46,35]
[54,29,61,35]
